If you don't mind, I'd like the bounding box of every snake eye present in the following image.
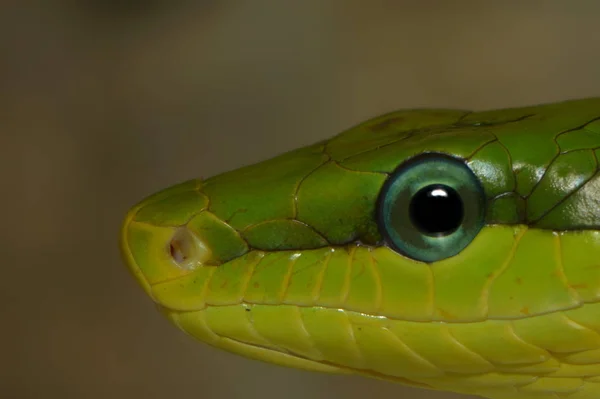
[377,153,485,263]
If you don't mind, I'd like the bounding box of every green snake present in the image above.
[120,98,600,399]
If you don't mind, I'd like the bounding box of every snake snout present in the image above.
[119,179,213,296]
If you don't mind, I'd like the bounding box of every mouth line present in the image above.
[158,299,592,325]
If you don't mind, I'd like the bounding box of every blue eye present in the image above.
[377,153,486,263]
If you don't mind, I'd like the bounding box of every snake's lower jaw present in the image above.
[161,304,440,392]
[162,306,354,376]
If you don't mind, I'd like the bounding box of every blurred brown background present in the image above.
[3,1,600,398]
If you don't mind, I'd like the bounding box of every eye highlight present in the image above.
[377,153,485,263]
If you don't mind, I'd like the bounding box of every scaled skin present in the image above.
[121,98,600,399]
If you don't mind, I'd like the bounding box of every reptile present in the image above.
[120,98,600,399]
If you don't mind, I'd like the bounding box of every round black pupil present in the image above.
[409,184,464,236]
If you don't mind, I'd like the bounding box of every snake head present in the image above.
[121,98,600,399]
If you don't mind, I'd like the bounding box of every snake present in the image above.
[120,98,600,399]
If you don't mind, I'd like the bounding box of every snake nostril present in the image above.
[168,227,211,270]
[169,238,187,263]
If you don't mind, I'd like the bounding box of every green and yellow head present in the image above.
[120,98,600,399]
